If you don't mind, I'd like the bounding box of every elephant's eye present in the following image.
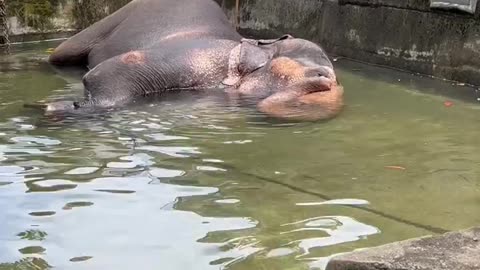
[305,70,327,78]
[305,67,334,79]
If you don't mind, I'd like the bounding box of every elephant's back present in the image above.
[88,0,241,67]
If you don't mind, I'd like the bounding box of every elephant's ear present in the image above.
[223,35,294,86]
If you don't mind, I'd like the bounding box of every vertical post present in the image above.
[0,0,9,54]
[235,0,240,29]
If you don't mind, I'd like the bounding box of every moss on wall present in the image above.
[4,0,131,33]
[71,0,131,29]
[6,0,67,30]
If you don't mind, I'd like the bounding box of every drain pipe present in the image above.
[0,0,10,54]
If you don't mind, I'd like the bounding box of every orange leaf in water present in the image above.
[443,101,454,107]
[385,166,406,171]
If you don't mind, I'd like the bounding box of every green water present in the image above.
[1,42,480,270]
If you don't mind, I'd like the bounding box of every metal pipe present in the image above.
[235,0,239,29]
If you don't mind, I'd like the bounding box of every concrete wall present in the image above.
[218,0,480,86]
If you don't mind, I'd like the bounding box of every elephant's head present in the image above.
[223,35,343,121]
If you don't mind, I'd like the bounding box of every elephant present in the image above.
[38,0,344,121]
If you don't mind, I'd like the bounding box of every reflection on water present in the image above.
[1,42,480,270]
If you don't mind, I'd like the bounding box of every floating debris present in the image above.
[385,165,406,171]
[297,199,370,206]
[443,100,454,107]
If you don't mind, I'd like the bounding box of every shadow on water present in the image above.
[235,170,449,234]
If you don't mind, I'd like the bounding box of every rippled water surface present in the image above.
[1,42,480,270]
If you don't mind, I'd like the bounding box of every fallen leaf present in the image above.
[443,101,454,107]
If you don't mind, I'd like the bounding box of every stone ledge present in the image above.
[326,227,480,270]
[7,31,78,44]
[339,0,431,11]
[339,0,480,16]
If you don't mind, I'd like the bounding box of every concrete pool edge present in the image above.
[326,226,480,270]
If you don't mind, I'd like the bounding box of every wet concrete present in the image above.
[326,227,480,270]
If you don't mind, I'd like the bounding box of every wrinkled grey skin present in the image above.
[40,0,343,121]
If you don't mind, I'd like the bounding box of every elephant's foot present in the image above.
[24,101,77,112]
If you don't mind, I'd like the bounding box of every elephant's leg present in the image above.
[48,1,137,66]
[72,51,149,110]
[42,44,230,112]
[36,51,148,113]
[34,39,236,113]
[257,85,344,121]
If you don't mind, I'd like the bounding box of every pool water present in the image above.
[1,41,480,270]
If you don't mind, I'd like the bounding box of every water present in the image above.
[1,41,480,270]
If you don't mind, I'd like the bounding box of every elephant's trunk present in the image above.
[257,84,344,121]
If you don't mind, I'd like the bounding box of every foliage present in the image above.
[3,0,132,31]
[6,0,67,30]
[71,0,131,29]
